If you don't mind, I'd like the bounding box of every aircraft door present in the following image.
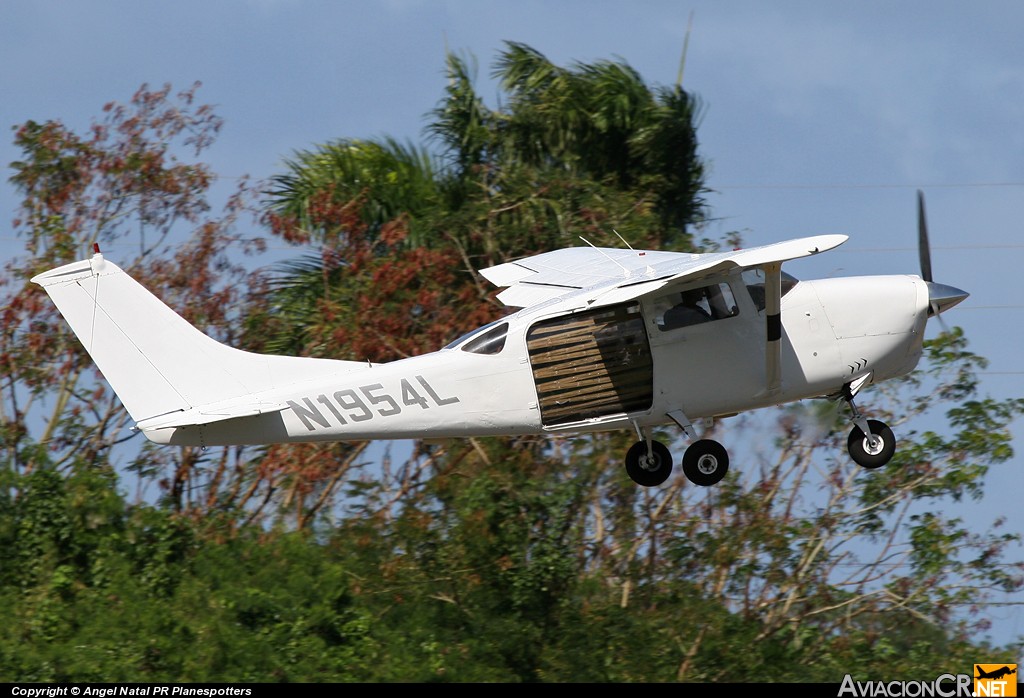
[645,279,763,417]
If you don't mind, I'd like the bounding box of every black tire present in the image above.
[682,439,729,486]
[847,419,896,469]
[625,440,673,487]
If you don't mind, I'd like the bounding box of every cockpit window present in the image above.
[654,282,738,332]
[444,319,503,351]
[742,269,799,311]
[459,321,509,355]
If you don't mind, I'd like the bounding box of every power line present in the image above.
[712,181,1024,190]
[841,245,1024,252]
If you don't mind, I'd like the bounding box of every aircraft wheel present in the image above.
[682,439,729,486]
[847,419,896,470]
[625,440,673,487]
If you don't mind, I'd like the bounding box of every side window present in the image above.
[655,282,738,332]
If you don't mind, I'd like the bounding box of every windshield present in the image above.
[443,319,509,354]
[742,269,799,311]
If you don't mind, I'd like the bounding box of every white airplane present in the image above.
[32,192,967,487]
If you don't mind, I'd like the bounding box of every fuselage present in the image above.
[153,271,931,447]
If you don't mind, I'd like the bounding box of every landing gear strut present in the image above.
[843,387,896,470]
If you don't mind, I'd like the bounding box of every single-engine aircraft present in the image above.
[33,192,968,487]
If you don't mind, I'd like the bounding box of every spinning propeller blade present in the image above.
[918,189,932,283]
[916,189,968,327]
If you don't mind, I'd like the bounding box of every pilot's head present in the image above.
[682,288,704,305]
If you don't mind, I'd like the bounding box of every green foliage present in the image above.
[0,460,376,681]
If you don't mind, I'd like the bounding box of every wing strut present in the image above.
[764,263,782,394]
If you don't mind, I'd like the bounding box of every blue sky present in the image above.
[3,0,1024,654]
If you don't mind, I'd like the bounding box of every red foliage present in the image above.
[3,83,266,524]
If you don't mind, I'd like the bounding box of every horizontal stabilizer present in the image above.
[134,400,289,431]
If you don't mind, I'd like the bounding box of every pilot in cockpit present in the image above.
[663,288,712,329]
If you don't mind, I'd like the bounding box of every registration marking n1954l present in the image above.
[287,375,459,431]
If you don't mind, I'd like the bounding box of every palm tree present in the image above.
[256,42,709,361]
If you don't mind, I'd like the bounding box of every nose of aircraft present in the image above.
[926,281,969,316]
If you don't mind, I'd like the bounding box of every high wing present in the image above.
[481,234,848,394]
[479,234,848,309]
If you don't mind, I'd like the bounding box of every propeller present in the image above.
[918,189,932,284]
[916,189,969,330]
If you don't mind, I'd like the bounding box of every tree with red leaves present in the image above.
[3,82,272,518]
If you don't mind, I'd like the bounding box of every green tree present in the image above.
[321,333,1021,682]
[0,461,376,681]
[246,42,713,535]
[257,42,710,363]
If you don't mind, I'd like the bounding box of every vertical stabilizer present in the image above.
[32,254,364,424]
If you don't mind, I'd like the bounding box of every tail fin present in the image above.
[32,252,365,428]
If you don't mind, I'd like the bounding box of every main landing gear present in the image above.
[625,440,673,486]
[625,434,729,487]
[625,413,730,487]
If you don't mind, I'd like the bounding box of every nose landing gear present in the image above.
[843,383,896,470]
